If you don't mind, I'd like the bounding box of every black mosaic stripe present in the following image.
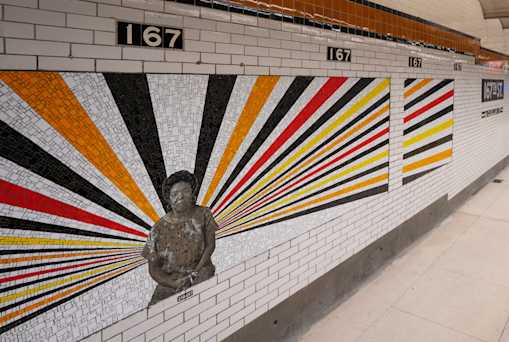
[214,78,375,217]
[402,165,444,185]
[0,262,144,334]
[405,79,417,88]
[0,256,143,294]
[0,258,142,313]
[242,121,389,216]
[223,139,389,230]
[404,79,453,111]
[0,247,141,256]
[403,104,454,135]
[103,73,167,210]
[0,251,140,274]
[0,216,145,243]
[229,116,389,222]
[194,75,237,196]
[234,92,390,215]
[259,161,389,221]
[403,134,453,160]
[0,121,151,230]
[209,76,313,209]
[220,185,388,238]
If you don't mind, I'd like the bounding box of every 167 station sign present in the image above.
[327,47,352,62]
[117,21,183,49]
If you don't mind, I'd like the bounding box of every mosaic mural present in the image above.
[402,79,454,184]
[0,72,390,333]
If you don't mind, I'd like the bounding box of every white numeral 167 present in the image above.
[126,24,181,48]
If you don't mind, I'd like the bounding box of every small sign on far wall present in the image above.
[481,107,503,119]
[482,79,504,102]
[409,56,422,68]
[327,47,352,62]
[117,21,183,49]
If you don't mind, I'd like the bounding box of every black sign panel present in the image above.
[177,290,193,302]
[409,57,422,68]
[117,21,183,49]
[481,107,503,119]
[482,79,504,102]
[327,47,351,62]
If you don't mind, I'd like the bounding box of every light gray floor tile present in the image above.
[395,268,509,342]
[358,308,482,342]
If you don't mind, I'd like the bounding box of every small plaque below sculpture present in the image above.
[142,170,218,305]
[177,290,194,303]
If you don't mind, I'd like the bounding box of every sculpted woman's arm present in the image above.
[143,226,187,289]
[148,260,186,288]
[195,208,217,272]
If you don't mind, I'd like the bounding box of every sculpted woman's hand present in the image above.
[174,276,189,289]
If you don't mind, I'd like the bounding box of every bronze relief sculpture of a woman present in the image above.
[142,170,218,305]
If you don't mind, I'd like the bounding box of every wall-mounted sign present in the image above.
[482,79,504,102]
[409,57,422,68]
[117,21,183,49]
[454,63,462,71]
[481,107,503,119]
[177,290,193,302]
[327,47,351,62]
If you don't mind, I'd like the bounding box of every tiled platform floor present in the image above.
[300,166,509,342]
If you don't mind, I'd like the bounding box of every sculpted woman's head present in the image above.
[162,170,198,213]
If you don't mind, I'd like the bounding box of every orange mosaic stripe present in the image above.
[404,79,432,99]
[0,249,141,264]
[218,103,390,223]
[0,72,159,223]
[402,148,452,173]
[201,76,280,206]
[0,259,145,326]
[221,172,389,236]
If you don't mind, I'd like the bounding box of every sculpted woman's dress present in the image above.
[142,171,218,305]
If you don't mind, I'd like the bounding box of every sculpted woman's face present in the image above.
[169,181,195,213]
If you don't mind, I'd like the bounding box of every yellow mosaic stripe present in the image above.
[231,150,389,227]
[217,103,390,223]
[0,249,141,264]
[0,261,145,326]
[0,257,143,304]
[218,79,390,221]
[220,173,389,237]
[403,118,453,148]
[0,236,143,248]
[201,76,280,206]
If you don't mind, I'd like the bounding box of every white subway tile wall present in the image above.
[0,1,508,342]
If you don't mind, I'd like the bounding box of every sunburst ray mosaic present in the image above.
[402,78,454,184]
[0,72,390,332]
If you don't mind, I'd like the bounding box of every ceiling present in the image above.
[478,0,509,28]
